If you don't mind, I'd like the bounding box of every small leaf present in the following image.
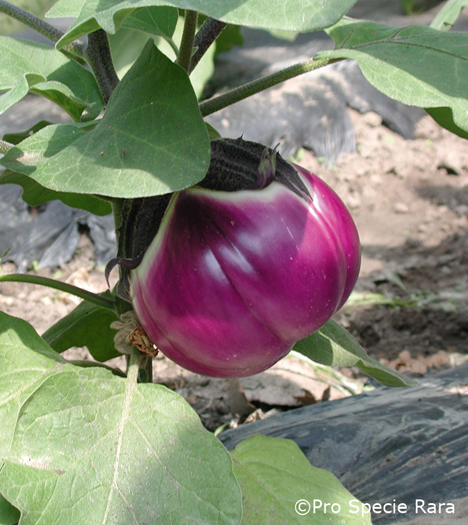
[109,7,179,78]
[0,37,103,120]
[121,6,178,37]
[2,41,210,199]
[294,320,416,387]
[42,297,120,362]
[2,121,52,145]
[0,312,242,524]
[231,435,372,525]
[214,24,244,57]
[0,170,112,216]
[47,0,358,47]
[318,18,468,137]
[430,0,468,31]
[206,122,221,140]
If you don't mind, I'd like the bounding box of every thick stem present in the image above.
[0,274,116,309]
[0,0,86,58]
[176,10,198,72]
[0,139,13,155]
[190,18,227,73]
[87,29,119,104]
[200,57,336,117]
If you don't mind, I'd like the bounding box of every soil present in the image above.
[1,107,467,434]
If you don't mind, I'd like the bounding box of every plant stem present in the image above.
[0,139,13,155]
[140,357,153,383]
[176,10,198,72]
[87,29,119,104]
[127,346,142,381]
[200,57,337,117]
[0,0,86,58]
[0,274,116,309]
[190,18,226,73]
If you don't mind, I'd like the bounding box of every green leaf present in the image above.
[109,7,179,78]
[0,494,20,525]
[47,0,358,47]
[294,320,416,387]
[0,37,103,121]
[0,312,242,524]
[2,120,51,145]
[426,106,468,139]
[231,435,372,525]
[0,122,112,215]
[156,15,215,98]
[206,122,221,140]
[121,6,178,37]
[1,41,210,199]
[214,24,244,57]
[42,297,120,362]
[430,0,468,31]
[0,170,112,215]
[318,18,468,137]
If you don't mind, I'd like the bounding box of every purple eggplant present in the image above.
[130,146,360,377]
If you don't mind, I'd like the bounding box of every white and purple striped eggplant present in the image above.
[130,140,360,377]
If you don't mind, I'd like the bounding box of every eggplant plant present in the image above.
[0,0,467,523]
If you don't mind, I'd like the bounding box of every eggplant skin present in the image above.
[130,162,360,378]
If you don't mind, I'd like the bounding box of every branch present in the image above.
[190,18,227,73]
[86,29,120,104]
[0,273,116,310]
[0,0,86,58]
[176,10,198,72]
[200,57,337,117]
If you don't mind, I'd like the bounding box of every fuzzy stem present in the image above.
[176,10,198,72]
[190,18,226,73]
[0,274,116,309]
[0,0,86,58]
[86,29,119,104]
[127,345,142,379]
[0,140,14,155]
[200,57,337,117]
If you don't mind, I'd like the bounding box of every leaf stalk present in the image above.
[176,10,198,72]
[0,0,86,58]
[190,18,227,73]
[86,29,119,104]
[0,274,116,310]
[200,57,337,117]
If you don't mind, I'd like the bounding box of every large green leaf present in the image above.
[1,41,210,199]
[0,37,103,121]
[42,297,120,362]
[294,320,416,387]
[317,18,468,137]
[231,435,372,525]
[0,312,242,524]
[47,0,358,47]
